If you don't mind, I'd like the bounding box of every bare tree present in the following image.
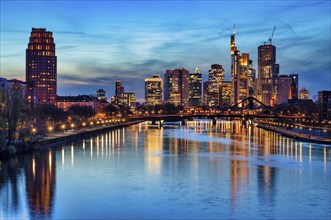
[0,85,25,146]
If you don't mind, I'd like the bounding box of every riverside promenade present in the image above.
[34,120,145,150]
[257,123,331,145]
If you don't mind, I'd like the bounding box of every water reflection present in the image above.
[0,120,330,219]
[0,150,56,219]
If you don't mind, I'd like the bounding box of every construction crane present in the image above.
[268,26,276,45]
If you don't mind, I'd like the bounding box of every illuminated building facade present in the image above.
[257,44,279,106]
[189,67,202,106]
[248,60,256,97]
[97,89,106,101]
[299,87,310,100]
[276,74,298,104]
[122,92,136,108]
[238,53,249,102]
[207,64,225,107]
[220,81,232,107]
[277,75,292,104]
[56,95,104,112]
[145,75,163,106]
[289,74,298,100]
[164,68,189,106]
[26,28,57,105]
[230,32,250,105]
[115,80,124,105]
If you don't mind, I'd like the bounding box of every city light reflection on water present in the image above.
[0,120,330,219]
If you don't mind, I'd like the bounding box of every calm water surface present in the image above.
[1,120,330,219]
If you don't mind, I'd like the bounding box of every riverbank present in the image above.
[34,119,145,150]
[0,120,145,160]
[257,123,331,145]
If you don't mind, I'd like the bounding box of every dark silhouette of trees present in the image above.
[0,85,26,147]
[104,104,118,116]
[68,105,95,119]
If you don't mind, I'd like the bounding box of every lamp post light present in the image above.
[61,124,66,133]
[32,127,36,136]
[48,126,53,135]
[71,123,75,130]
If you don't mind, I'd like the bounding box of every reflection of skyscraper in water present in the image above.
[230,123,249,210]
[24,150,56,218]
[257,166,277,205]
[145,129,163,175]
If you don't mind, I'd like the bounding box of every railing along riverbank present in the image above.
[33,120,145,150]
[257,123,331,145]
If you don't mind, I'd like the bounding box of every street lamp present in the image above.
[71,123,75,130]
[61,124,66,133]
[48,126,53,134]
[32,127,36,135]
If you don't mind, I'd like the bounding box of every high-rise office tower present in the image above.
[276,74,298,104]
[230,31,249,105]
[207,64,225,107]
[189,67,202,106]
[164,68,190,106]
[277,75,292,104]
[115,80,124,105]
[257,43,279,106]
[145,75,163,106]
[164,70,172,101]
[230,31,239,105]
[248,60,256,97]
[220,81,232,107]
[289,74,298,100]
[318,90,331,121]
[26,28,57,105]
[122,92,136,108]
[299,87,310,100]
[238,53,249,102]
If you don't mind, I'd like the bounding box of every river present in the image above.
[0,120,330,219]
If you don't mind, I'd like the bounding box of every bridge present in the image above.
[126,97,302,126]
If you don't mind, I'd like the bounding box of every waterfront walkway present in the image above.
[257,123,331,145]
[35,120,144,149]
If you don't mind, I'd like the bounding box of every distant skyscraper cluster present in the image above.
[143,26,305,109]
[4,27,328,116]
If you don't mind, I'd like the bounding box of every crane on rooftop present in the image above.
[268,26,276,45]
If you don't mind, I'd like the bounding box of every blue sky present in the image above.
[1,0,330,101]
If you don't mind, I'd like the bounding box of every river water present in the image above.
[1,120,330,219]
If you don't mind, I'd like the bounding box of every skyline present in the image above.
[1,0,330,101]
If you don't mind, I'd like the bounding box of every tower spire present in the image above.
[233,24,236,35]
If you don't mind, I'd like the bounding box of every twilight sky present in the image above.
[1,0,330,101]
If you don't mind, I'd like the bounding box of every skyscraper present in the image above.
[163,68,189,107]
[248,60,256,97]
[114,80,124,105]
[257,43,279,106]
[277,75,292,104]
[26,28,57,105]
[189,67,202,106]
[299,87,310,100]
[145,75,163,106]
[230,31,250,106]
[276,74,299,104]
[207,64,225,107]
[289,74,298,100]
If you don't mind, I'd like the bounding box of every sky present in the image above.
[1,0,330,101]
